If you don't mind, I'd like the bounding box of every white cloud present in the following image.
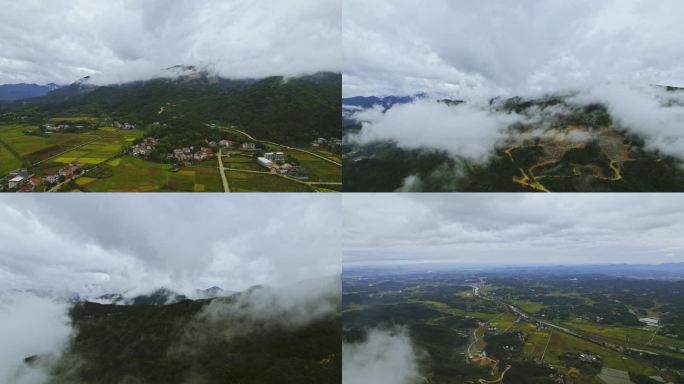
[0,293,71,383]
[350,99,521,160]
[342,328,422,384]
[570,84,684,158]
[0,0,341,85]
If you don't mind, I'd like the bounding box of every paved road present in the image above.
[217,149,230,192]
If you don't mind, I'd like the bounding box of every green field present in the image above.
[224,155,264,171]
[286,150,341,182]
[225,170,313,192]
[510,299,546,314]
[0,123,103,164]
[564,318,684,350]
[79,156,222,192]
[45,128,142,168]
[0,143,22,175]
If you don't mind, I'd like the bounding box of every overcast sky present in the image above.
[343,0,684,97]
[0,0,340,85]
[344,194,684,266]
[0,194,340,298]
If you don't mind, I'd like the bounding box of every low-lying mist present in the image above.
[342,327,423,384]
[0,292,72,384]
[346,84,684,191]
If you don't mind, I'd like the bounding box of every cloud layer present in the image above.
[0,0,341,85]
[344,194,684,266]
[350,99,521,160]
[0,194,340,298]
[343,0,684,97]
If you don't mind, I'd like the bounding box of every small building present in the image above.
[8,175,24,189]
[241,142,256,151]
[274,152,286,161]
[257,157,273,169]
[640,318,659,327]
[264,152,275,161]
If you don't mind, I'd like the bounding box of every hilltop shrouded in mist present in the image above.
[0,194,341,383]
[342,0,684,192]
[0,0,340,85]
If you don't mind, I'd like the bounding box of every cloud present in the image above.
[350,99,522,160]
[342,327,422,384]
[0,194,340,299]
[175,275,340,358]
[570,84,684,158]
[0,0,340,85]
[0,292,72,383]
[343,0,684,97]
[343,194,684,266]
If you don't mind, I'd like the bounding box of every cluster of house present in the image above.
[131,137,159,157]
[113,121,136,129]
[241,142,256,151]
[264,152,286,162]
[168,146,214,162]
[311,137,343,147]
[1,162,81,192]
[255,153,308,178]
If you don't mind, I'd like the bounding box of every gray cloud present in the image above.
[343,0,684,97]
[0,0,340,85]
[0,194,340,298]
[343,194,684,266]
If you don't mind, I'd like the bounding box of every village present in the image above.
[0,162,82,192]
[128,135,319,179]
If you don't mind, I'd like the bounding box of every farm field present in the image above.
[0,123,103,164]
[286,150,341,182]
[0,144,22,175]
[40,128,142,169]
[343,272,684,383]
[225,170,313,192]
[78,156,222,192]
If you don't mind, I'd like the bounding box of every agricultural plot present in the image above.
[51,130,141,166]
[225,170,313,192]
[0,123,101,164]
[0,144,22,175]
[286,150,341,182]
[304,146,342,163]
[224,155,264,171]
[543,330,656,375]
[79,156,222,192]
[564,318,684,349]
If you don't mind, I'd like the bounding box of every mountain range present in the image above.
[0,83,61,101]
[2,69,341,144]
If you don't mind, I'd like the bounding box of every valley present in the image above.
[343,269,684,384]
[0,72,342,192]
